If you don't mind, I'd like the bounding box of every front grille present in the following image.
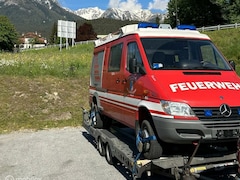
[203,121,240,129]
[192,106,240,129]
[192,107,240,121]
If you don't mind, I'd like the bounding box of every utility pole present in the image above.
[175,0,180,26]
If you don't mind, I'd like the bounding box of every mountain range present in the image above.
[70,7,165,22]
[0,0,83,37]
[0,0,166,38]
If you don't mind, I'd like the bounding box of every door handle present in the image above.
[116,78,120,84]
[122,79,127,84]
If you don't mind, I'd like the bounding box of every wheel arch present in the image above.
[91,92,101,108]
[138,106,152,127]
[135,106,152,134]
[137,105,161,142]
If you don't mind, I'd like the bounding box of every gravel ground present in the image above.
[0,127,127,180]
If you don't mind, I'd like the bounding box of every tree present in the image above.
[166,0,224,28]
[0,16,18,51]
[155,15,160,25]
[76,23,97,42]
[49,22,58,44]
[211,0,240,23]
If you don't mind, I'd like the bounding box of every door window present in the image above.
[108,43,123,72]
[127,42,143,72]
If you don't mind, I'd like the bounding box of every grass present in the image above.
[0,76,89,133]
[0,29,240,134]
[0,44,93,77]
[205,28,240,72]
[0,44,93,133]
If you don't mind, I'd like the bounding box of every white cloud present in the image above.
[148,0,168,11]
[108,0,120,8]
[108,0,142,11]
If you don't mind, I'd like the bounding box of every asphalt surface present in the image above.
[1,127,238,180]
[0,127,128,180]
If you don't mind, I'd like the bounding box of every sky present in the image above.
[58,0,169,12]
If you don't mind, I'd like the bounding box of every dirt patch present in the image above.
[0,75,89,133]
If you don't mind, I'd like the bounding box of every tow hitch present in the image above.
[179,139,202,180]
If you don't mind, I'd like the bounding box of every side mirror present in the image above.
[129,58,146,75]
[229,60,236,70]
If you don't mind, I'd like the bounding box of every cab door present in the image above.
[122,41,146,128]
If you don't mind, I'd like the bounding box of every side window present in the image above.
[200,45,226,68]
[108,43,123,72]
[201,45,215,63]
[127,42,143,71]
[91,51,104,87]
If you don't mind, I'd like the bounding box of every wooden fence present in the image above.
[197,23,240,31]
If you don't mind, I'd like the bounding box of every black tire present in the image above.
[141,120,162,160]
[103,116,112,129]
[92,103,103,128]
[97,137,105,156]
[105,143,115,165]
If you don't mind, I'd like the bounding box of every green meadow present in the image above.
[0,44,93,133]
[0,28,239,133]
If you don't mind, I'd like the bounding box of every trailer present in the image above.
[82,108,239,180]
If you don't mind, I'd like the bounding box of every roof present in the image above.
[94,23,210,47]
[20,32,46,44]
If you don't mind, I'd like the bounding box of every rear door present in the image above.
[106,43,124,93]
[102,42,125,122]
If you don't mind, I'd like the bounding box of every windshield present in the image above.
[141,38,232,70]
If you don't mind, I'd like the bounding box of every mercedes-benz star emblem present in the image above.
[219,104,232,117]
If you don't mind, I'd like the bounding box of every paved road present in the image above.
[0,127,128,180]
[1,127,237,180]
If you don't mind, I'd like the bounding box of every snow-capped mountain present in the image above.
[75,7,104,20]
[0,0,82,37]
[0,0,166,38]
[0,0,60,9]
[73,7,165,22]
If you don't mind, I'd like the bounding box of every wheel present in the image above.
[141,120,162,160]
[105,143,115,165]
[103,116,112,129]
[97,137,105,156]
[91,103,103,128]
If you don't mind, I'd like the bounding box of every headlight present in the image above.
[161,100,195,117]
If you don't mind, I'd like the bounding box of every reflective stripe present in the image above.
[90,89,174,119]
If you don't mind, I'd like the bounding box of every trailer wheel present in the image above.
[105,143,115,165]
[97,137,105,156]
[92,103,103,128]
[141,120,162,160]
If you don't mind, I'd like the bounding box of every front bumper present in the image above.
[152,116,240,144]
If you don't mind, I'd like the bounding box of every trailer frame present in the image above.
[82,108,239,180]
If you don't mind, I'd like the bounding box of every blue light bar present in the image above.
[138,22,159,29]
[238,108,240,115]
[204,109,212,117]
[177,25,196,30]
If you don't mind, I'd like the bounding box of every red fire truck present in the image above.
[89,23,240,161]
